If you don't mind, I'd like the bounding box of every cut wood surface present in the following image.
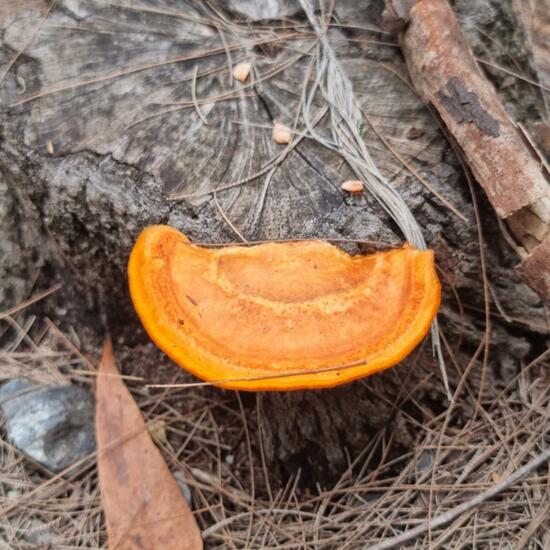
[1,2,549,548]
[1,0,548,481]
[399,0,550,300]
[96,338,203,550]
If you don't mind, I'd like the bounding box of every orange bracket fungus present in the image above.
[128,225,441,391]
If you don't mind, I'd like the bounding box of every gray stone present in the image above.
[0,379,96,472]
[21,518,57,546]
[173,471,193,506]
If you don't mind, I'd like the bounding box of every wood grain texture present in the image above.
[1,0,547,482]
[96,338,203,550]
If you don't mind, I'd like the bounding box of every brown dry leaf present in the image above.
[96,338,203,550]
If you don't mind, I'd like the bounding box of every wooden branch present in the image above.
[390,0,550,301]
[370,445,550,550]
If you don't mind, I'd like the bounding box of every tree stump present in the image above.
[0,0,547,485]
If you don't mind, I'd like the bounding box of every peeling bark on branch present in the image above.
[395,0,550,301]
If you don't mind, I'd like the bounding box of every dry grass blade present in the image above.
[0,284,62,321]
[191,65,209,125]
[475,57,550,93]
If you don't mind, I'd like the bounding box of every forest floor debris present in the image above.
[0,297,548,548]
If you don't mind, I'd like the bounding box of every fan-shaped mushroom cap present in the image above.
[128,226,440,390]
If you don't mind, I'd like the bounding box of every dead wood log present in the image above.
[1,0,547,486]
[393,0,550,301]
[516,0,550,118]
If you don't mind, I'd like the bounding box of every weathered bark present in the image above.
[515,0,550,118]
[0,0,547,485]
[397,0,550,301]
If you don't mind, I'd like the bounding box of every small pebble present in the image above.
[22,518,56,546]
[147,418,167,445]
[232,62,252,83]
[173,471,193,505]
[341,180,364,194]
[272,122,292,144]
[0,379,96,472]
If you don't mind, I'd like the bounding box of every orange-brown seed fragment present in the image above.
[341,180,364,194]
[272,122,292,144]
[232,62,252,82]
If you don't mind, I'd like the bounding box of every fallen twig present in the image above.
[371,445,550,550]
[391,0,550,301]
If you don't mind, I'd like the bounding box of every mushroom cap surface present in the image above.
[128,225,441,390]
